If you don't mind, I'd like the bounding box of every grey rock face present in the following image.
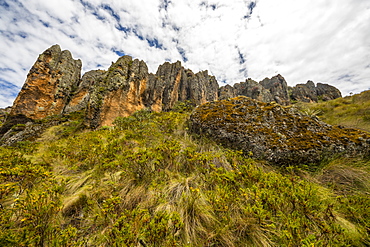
[64,70,107,114]
[291,81,318,103]
[220,75,342,105]
[291,81,342,102]
[316,83,342,101]
[259,74,290,105]
[220,78,274,103]
[218,84,235,100]
[219,75,290,105]
[145,62,219,112]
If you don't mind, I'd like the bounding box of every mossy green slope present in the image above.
[0,107,369,246]
[298,90,370,132]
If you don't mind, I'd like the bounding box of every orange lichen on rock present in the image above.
[99,78,148,127]
[10,44,81,119]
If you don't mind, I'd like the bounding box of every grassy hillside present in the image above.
[298,90,370,132]
[0,105,369,246]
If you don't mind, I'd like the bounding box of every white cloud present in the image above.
[0,0,369,107]
[242,0,370,95]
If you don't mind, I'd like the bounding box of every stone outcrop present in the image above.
[1,121,52,146]
[190,96,370,165]
[220,76,342,105]
[290,81,317,103]
[316,83,342,101]
[64,56,218,128]
[219,78,273,103]
[291,81,342,103]
[219,75,290,106]
[85,56,150,128]
[145,61,219,112]
[2,44,343,139]
[64,70,106,114]
[10,44,82,119]
[1,45,219,132]
[65,56,219,128]
[259,74,290,105]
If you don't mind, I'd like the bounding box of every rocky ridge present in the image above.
[291,80,342,103]
[219,76,342,106]
[190,96,370,165]
[1,44,343,144]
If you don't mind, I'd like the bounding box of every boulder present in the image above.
[190,96,370,165]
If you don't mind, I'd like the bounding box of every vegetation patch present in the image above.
[0,107,369,246]
[297,90,370,132]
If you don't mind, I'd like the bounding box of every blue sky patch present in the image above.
[79,0,94,11]
[147,38,164,49]
[113,49,126,57]
[337,74,354,82]
[177,47,187,62]
[0,79,20,97]
[116,24,130,33]
[0,1,10,9]
[244,1,257,18]
[101,4,120,22]
[248,2,256,14]
[132,29,145,41]
[161,0,170,11]
[238,50,245,64]
[0,68,16,73]
[92,11,105,21]
[18,32,27,38]
[39,20,50,28]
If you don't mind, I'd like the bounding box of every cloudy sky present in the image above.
[0,0,369,108]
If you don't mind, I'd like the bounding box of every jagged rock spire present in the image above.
[10,44,82,119]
